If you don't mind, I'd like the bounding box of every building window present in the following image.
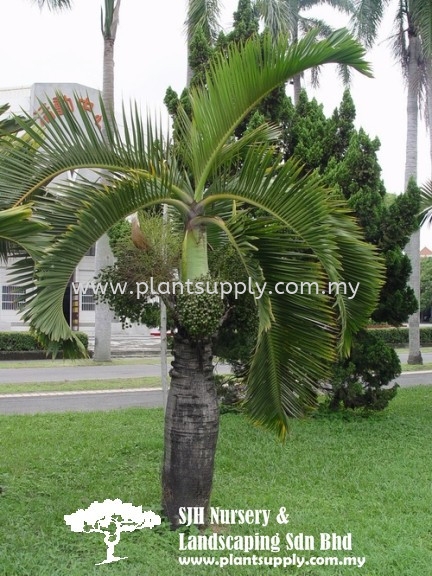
[81,288,95,311]
[2,285,25,311]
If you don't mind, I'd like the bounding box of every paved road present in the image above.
[391,371,432,387]
[0,361,230,385]
[398,352,432,363]
[0,363,165,384]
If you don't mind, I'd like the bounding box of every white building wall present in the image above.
[0,86,31,114]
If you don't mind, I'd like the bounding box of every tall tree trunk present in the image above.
[186,44,194,88]
[94,1,121,361]
[186,0,194,87]
[162,334,219,528]
[405,33,422,365]
[292,8,301,105]
[293,74,302,105]
[428,64,432,180]
[162,3,219,529]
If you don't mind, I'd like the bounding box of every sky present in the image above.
[2,0,432,240]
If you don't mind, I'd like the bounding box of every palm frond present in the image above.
[412,0,432,58]
[351,0,390,48]
[18,174,190,350]
[185,29,372,198]
[240,222,336,438]
[203,144,382,351]
[420,179,432,221]
[302,0,355,13]
[36,0,71,10]
[0,97,192,210]
[299,16,335,38]
[0,205,48,262]
[186,0,221,44]
[254,0,293,38]
[0,100,194,352]
[389,1,409,79]
[202,148,381,437]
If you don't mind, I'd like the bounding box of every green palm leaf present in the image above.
[0,205,48,261]
[183,29,372,197]
[0,29,380,436]
[420,179,432,220]
[186,0,221,43]
[412,0,432,58]
[203,153,382,437]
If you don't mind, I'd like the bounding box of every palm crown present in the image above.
[0,30,382,436]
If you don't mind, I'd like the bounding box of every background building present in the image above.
[0,83,149,339]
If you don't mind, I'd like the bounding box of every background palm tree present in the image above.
[93,0,122,361]
[186,0,221,85]
[255,0,355,103]
[34,0,71,7]
[353,0,432,364]
[0,31,381,527]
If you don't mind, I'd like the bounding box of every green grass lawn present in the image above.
[1,387,431,575]
[0,377,161,395]
[400,362,432,372]
[0,357,164,369]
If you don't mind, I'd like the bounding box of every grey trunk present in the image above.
[429,65,432,175]
[93,233,114,361]
[94,3,120,361]
[293,74,302,105]
[292,8,301,105]
[405,34,422,365]
[162,334,219,528]
[186,55,194,88]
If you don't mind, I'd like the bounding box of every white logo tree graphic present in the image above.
[64,499,161,565]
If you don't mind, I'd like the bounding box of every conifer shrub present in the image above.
[325,330,400,412]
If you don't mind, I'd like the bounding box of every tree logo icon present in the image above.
[64,499,161,565]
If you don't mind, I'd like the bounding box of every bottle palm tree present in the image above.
[0,31,381,526]
[353,0,432,364]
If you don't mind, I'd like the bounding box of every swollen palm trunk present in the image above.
[162,334,219,528]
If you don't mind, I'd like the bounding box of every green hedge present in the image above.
[368,327,432,347]
[0,331,88,352]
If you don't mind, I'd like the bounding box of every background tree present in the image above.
[0,31,380,527]
[255,0,355,103]
[97,216,180,329]
[352,0,432,364]
[253,90,419,409]
[64,499,161,565]
[420,255,432,321]
[33,0,71,8]
[186,0,221,85]
[93,0,122,362]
